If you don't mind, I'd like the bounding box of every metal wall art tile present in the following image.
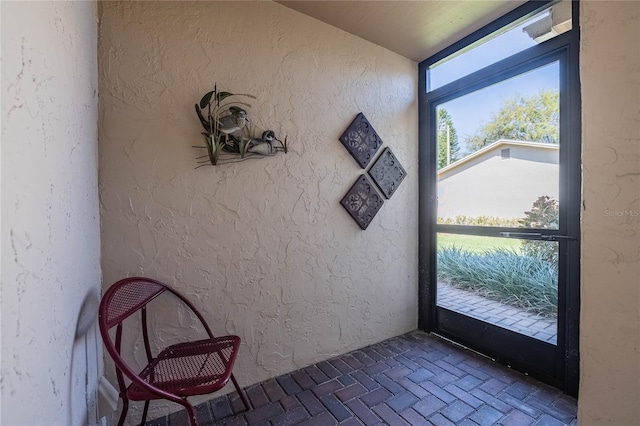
[339,113,383,169]
[340,175,384,230]
[368,147,407,199]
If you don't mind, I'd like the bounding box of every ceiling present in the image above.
[276,1,527,62]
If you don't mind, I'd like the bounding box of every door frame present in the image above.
[417,0,581,397]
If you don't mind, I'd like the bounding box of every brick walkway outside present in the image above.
[147,331,576,426]
[437,282,558,345]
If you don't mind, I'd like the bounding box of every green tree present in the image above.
[467,90,559,151]
[519,195,559,265]
[437,108,460,169]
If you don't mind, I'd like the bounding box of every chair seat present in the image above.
[127,336,241,401]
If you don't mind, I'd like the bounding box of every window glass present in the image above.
[437,233,558,344]
[427,0,571,91]
[436,62,560,228]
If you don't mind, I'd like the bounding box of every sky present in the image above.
[429,7,562,155]
[439,62,559,153]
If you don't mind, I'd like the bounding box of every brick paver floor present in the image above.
[437,282,558,344]
[147,331,576,425]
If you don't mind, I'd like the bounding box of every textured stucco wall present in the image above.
[579,1,640,424]
[1,1,102,425]
[98,1,417,420]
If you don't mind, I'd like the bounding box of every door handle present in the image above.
[543,235,578,242]
[499,232,577,242]
[499,232,544,240]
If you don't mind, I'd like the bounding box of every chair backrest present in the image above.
[100,277,167,330]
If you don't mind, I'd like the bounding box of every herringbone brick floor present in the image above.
[148,331,577,426]
[438,283,558,344]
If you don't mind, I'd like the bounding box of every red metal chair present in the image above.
[98,277,250,426]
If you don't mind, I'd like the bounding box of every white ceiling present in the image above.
[276,1,527,62]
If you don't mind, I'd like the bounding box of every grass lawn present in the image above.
[437,233,521,253]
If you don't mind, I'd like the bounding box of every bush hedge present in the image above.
[437,247,557,317]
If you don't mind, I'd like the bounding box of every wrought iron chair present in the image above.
[98,277,250,426]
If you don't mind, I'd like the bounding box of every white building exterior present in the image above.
[438,140,559,221]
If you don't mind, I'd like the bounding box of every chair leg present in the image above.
[117,398,129,426]
[231,374,250,411]
[139,400,150,426]
[183,402,199,426]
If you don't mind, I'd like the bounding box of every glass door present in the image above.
[432,56,570,386]
[418,1,580,395]
[436,60,561,340]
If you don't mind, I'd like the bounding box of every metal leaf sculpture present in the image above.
[193,85,289,166]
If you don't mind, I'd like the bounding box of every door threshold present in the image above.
[431,331,496,362]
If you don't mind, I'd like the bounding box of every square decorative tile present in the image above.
[339,113,383,169]
[368,147,407,199]
[340,175,384,230]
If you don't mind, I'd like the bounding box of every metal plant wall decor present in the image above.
[193,85,289,166]
[338,113,407,230]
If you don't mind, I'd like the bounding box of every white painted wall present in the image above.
[438,144,559,221]
[1,2,102,425]
[578,1,640,424]
[98,1,417,421]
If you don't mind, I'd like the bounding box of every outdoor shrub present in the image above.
[437,247,558,316]
[519,196,559,264]
[438,215,520,227]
